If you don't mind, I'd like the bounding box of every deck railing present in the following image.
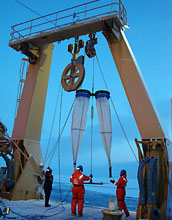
[9,0,127,43]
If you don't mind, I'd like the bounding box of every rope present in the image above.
[95,54,138,162]
[13,0,56,26]
[0,197,66,219]
[46,98,75,165]
[90,57,95,175]
[43,89,75,214]
[46,185,72,211]
[0,90,74,219]
[10,139,28,160]
[44,81,61,163]
[58,87,63,202]
[44,88,75,211]
[110,98,138,162]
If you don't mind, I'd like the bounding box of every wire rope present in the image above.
[44,81,62,164]
[57,87,63,203]
[45,185,72,211]
[95,54,138,162]
[43,90,75,214]
[13,0,55,25]
[90,57,95,176]
[14,0,44,18]
[46,98,75,165]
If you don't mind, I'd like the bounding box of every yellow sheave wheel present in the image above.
[61,63,85,92]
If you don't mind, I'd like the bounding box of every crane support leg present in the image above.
[104,28,167,140]
[103,26,172,219]
[2,44,54,200]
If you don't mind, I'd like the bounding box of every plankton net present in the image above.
[71,89,91,170]
[95,90,112,177]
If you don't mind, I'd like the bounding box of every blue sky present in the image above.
[0,0,172,183]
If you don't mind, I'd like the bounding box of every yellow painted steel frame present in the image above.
[106,29,168,140]
[4,44,54,200]
[104,28,172,219]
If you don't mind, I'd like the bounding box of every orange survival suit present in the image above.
[114,173,129,216]
[70,169,91,216]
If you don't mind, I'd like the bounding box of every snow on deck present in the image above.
[0,198,136,219]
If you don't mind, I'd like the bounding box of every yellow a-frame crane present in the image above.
[0,1,171,219]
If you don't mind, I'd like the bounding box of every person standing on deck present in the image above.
[110,169,130,217]
[70,165,92,217]
[44,166,53,207]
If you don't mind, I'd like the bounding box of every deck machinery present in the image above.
[0,0,172,219]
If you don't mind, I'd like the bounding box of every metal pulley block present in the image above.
[68,40,84,55]
[61,37,85,92]
[19,42,40,64]
[78,39,84,48]
[61,62,85,92]
[85,33,98,58]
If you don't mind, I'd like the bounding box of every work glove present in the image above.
[90,174,93,178]
[110,179,115,184]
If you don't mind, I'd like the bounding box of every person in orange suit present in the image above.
[70,165,92,217]
[110,169,130,217]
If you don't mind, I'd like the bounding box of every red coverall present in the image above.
[114,174,129,215]
[70,170,90,215]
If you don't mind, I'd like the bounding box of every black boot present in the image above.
[126,212,130,217]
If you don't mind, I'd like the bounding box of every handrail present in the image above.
[9,0,127,43]
[15,10,119,40]
[11,0,100,28]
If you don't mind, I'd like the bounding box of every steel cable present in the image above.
[95,54,138,162]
